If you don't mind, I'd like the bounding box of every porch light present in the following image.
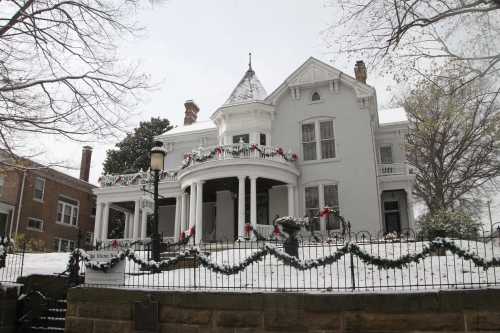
[150,141,166,171]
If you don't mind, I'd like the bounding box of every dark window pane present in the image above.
[305,187,319,209]
[384,201,399,211]
[303,143,317,161]
[312,92,321,101]
[321,140,336,159]
[260,133,266,145]
[301,123,315,142]
[324,185,339,207]
[232,134,249,143]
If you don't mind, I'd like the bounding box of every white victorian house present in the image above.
[93,57,416,244]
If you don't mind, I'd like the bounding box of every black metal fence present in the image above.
[0,238,25,283]
[72,231,500,292]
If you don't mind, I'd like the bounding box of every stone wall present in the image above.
[66,287,500,333]
[0,285,19,333]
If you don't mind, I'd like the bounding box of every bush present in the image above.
[417,209,481,239]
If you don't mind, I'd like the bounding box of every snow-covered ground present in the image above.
[3,239,500,292]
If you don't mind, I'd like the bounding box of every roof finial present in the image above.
[248,52,252,71]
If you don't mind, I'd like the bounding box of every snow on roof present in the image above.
[378,107,408,125]
[162,120,216,136]
[223,67,267,106]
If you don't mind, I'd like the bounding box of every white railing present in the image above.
[255,224,274,238]
[182,143,298,169]
[377,163,414,176]
[99,170,178,188]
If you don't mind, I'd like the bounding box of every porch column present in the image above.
[93,202,103,244]
[123,212,130,239]
[141,209,148,239]
[189,183,197,229]
[238,176,246,238]
[287,185,295,217]
[250,176,257,228]
[174,194,182,240]
[133,199,140,240]
[180,191,188,233]
[195,181,204,244]
[101,202,110,240]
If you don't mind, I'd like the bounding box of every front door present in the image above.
[384,201,401,233]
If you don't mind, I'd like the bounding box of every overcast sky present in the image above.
[33,0,499,222]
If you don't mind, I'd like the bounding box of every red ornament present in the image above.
[250,144,257,151]
[273,224,281,236]
[189,226,196,236]
[320,207,332,218]
[215,147,222,155]
[291,153,298,161]
[111,239,119,249]
[277,147,284,155]
[244,223,253,237]
[179,232,185,241]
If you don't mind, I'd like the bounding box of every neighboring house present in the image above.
[0,147,96,251]
[94,57,416,244]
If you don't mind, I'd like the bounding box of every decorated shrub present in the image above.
[417,209,481,239]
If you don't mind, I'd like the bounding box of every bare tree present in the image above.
[0,0,150,155]
[405,73,500,215]
[325,0,500,87]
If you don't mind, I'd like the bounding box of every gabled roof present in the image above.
[266,57,375,104]
[222,65,267,107]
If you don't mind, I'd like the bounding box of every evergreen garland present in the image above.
[67,237,500,276]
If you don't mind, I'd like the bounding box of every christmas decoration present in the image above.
[99,170,178,187]
[244,223,253,238]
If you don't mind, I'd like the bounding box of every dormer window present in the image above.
[311,92,321,102]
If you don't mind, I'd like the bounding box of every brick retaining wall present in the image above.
[66,287,500,332]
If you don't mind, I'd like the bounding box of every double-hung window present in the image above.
[27,217,43,231]
[33,177,45,201]
[57,196,79,227]
[53,238,75,252]
[324,184,340,230]
[305,183,340,231]
[302,124,317,161]
[301,119,336,161]
[305,186,320,230]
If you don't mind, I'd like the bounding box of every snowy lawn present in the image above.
[4,239,500,292]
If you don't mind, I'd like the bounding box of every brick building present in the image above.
[0,147,96,251]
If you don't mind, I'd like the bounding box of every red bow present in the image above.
[189,226,195,236]
[320,207,332,218]
[112,239,119,249]
[179,232,185,241]
[244,223,253,237]
[273,225,281,236]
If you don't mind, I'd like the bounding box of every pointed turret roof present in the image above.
[223,57,267,107]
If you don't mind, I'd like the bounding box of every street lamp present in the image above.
[150,141,166,262]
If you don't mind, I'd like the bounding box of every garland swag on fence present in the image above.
[68,238,500,276]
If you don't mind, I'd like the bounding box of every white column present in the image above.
[174,195,182,240]
[123,212,130,239]
[319,185,326,234]
[93,202,103,244]
[287,185,295,217]
[195,181,204,244]
[238,176,246,238]
[250,176,257,228]
[180,192,187,233]
[406,188,415,230]
[141,209,148,239]
[133,199,140,240]
[101,202,110,240]
[189,183,197,228]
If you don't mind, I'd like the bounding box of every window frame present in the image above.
[379,144,394,164]
[303,181,342,232]
[56,195,80,227]
[232,134,249,144]
[54,238,75,252]
[27,217,44,232]
[33,177,45,202]
[300,118,338,163]
[301,122,317,161]
[311,91,321,102]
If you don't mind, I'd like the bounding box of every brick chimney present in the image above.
[354,60,367,84]
[184,100,199,125]
[79,146,92,182]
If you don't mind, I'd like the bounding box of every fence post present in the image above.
[193,248,197,290]
[20,241,26,278]
[350,252,355,290]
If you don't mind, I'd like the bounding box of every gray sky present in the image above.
[33,0,500,223]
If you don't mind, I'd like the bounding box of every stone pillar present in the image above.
[174,194,182,240]
[287,185,295,217]
[189,183,197,229]
[133,199,140,240]
[101,202,110,240]
[250,176,257,228]
[93,202,103,244]
[238,176,246,238]
[195,181,204,244]
[141,209,148,239]
[181,192,188,232]
[123,212,130,239]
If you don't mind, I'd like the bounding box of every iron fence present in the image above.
[72,231,500,292]
[0,238,25,283]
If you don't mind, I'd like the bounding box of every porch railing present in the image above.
[182,144,298,169]
[98,170,178,188]
[377,162,414,177]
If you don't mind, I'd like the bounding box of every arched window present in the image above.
[311,92,321,102]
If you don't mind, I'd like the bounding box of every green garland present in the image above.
[67,238,500,276]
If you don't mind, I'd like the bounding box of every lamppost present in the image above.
[150,141,166,262]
